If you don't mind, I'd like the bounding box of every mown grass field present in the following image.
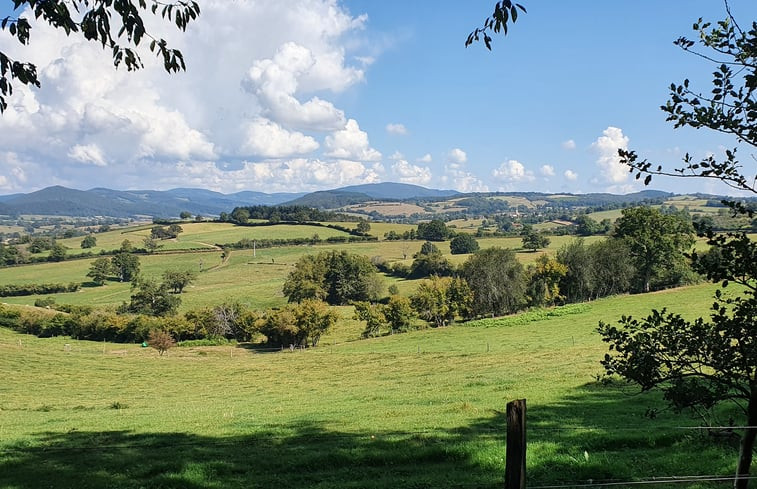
[0,283,741,488]
[56,222,356,253]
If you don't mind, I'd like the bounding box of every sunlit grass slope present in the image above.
[0,283,741,488]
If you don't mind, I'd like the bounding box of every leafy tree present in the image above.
[410,241,453,278]
[282,254,328,302]
[461,247,526,317]
[323,251,383,304]
[587,239,635,299]
[356,219,371,234]
[48,242,67,262]
[230,207,250,224]
[526,254,567,307]
[119,239,134,253]
[260,300,336,347]
[142,236,161,253]
[28,236,53,253]
[447,275,474,321]
[449,233,480,254]
[124,277,180,317]
[384,295,415,334]
[556,238,594,303]
[521,229,550,252]
[574,215,602,236]
[283,251,382,305]
[80,235,97,249]
[147,330,175,356]
[111,251,140,282]
[411,276,457,328]
[179,211,192,220]
[354,301,386,338]
[161,269,196,294]
[151,224,182,240]
[86,256,113,286]
[411,276,471,327]
[0,0,200,112]
[294,299,338,347]
[557,238,635,302]
[0,243,27,265]
[259,306,298,347]
[600,8,757,486]
[612,206,695,293]
[418,241,440,256]
[168,223,183,237]
[416,219,449,241]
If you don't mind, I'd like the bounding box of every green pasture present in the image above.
[0,225,24,234]
[0,283,741,488]
[0,235,615,312]
[0,231,737,314]
[363,222,417,239]
[56,222,355,253]
[585,208,624,222]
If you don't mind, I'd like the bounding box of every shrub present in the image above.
[147,330,176,356]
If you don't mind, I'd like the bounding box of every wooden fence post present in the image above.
[505,399,527,489]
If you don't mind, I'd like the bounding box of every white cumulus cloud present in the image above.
[564,170,578,181]
[492,160,535,182]
[244,42,349,131]
[0,0,374,193]
[562,139,576,150]
[447,148,467,166]
[592,126,630,184]
[417,153,432,163]
[241,118,319,158]
[391,159,432,185]
[540,164,555,177]
[324,119,381,161]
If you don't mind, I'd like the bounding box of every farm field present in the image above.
[55,222,356,253]
[342,202,429,216]
[0,283,739,488]
[0,231,608,312]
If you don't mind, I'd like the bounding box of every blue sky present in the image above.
[0,0,755,196]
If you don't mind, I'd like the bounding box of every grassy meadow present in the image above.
[0,282,742,488]
[55,222,357,253]
[0,228,610,312]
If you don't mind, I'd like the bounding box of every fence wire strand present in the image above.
[530,474,757,488]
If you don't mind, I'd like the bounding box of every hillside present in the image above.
[336,182,460,200]
[284,190,374,208]
[0,186,305,218]
[2,183,751,221]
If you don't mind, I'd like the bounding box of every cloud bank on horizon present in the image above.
[0,0,752,196]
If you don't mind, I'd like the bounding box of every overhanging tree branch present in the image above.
[0,0,200,112]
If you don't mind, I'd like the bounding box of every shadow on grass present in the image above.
[0,385,740,489]
[511,382,741,487]
[235,342,290,354]
[0,420,505,489]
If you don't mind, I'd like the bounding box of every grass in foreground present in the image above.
[0,283,742,488]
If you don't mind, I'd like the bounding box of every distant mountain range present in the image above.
[0,186,305,218]
[0,183,459,218]
[285,182,460,208]
[0,182,745,219]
